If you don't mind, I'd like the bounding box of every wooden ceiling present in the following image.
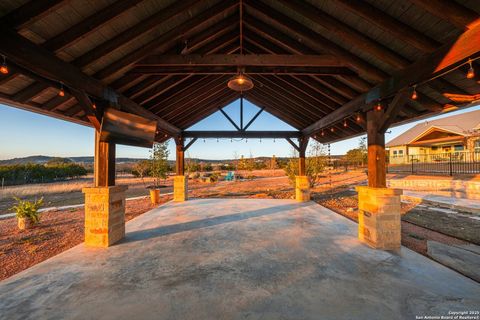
[0,0,479,143]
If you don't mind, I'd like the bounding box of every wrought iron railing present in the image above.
[387,150,480,175]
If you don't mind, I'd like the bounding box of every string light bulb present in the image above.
[58,82,65,97]
[321,130,325,136]
[411,85,418,100]
[375,101,382,111]
[356,113,361,122]
[343,119,347,127]
[92,102,97,110]
[467,59,475,79]
[330,127,335,132]
[0,55,8,74]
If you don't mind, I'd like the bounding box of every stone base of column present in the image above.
[174,175,188,202]
[356,186,402,250]
[82,185,128,248]
[295,176,310,201]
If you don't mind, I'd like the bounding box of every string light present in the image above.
[273,138,276,143]
[203,139,206,143]
[467,59,475,79]
[259,138,262,143]
[330,127,335,132]
[92,102,96,110]
[375,101,382,111]
[343,119,347,127]
[356,113,361,122]
[231,138,233,142]
[321,130,325,136]
[58,82,65,97]
[411,85,418,100]
[0,55,8,74]
[216,138,219,142]
[246,138,248,143]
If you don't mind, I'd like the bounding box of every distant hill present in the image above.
[0,155,342,166]
[0,155,148,165]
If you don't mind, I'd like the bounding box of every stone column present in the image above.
[174,137,188,201]
[296,137,310,201]
[357,110,402,250]
[83,185,127,247]
[83,131,127,247]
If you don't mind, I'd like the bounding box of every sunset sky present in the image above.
[1,100,479,161]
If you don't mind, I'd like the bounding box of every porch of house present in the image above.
[1,198,478,320]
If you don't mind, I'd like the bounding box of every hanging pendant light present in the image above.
[227,73,254,92]
[227,0,253,92]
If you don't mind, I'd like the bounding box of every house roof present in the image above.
[386,109,480,147]
[0,1,479,143]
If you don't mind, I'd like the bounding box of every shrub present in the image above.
[10,197,44,224]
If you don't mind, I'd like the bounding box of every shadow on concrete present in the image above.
[123,202,312,243]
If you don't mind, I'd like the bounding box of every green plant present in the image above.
[10,197,44,224]
[150,142,170,188]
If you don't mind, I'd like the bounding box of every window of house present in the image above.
[454,145,464,151]
[393,150,398,156]
[398,150,403,155]
[431,146,438,151]
[475,140,480,150]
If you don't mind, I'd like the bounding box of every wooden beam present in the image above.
[175,137,185,176]
[335,0,439,52]
[0,0,66,29]
[366,110,386,188]
[72,0,201,69]
[409,0,480,30]
[129,66,355,76]
[243,1,386,83]
[219,108,241,131]
[11,82,49,103]
[184,138,197,151]
[286,138,300,152]
[243,107,264,131]
[69,89,101,130]
[94,131,115,187]
[302,23,480,136]
[93,0,238,82]
[43,0,144,52]
[138,54,347,67]
[276,0,409,70]
[379,91,409,133]
[0,28,180,135]
[183,131,301,139]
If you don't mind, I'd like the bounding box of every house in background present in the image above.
[386,110,480,164]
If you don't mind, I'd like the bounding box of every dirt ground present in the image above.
[0,196,171,281]
[1,169,479,281]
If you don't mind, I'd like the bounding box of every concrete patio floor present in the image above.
[0,199,479,320]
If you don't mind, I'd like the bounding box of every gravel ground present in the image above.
[0,196,171,281]
[315,194,471,256]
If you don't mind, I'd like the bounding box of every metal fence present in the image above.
[387,150,480,175]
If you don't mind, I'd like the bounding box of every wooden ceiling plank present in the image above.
[93,0,238,82]
[43,0,145,52]
[409,0,480,30]
[0,0,67,30]
[276,0,410,70]
[244,0,386,83]
[335,0,439,52]
[11,82,49,103]
[72,0,201,69]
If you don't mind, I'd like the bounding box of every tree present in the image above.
[132,160,150,184]
[150,142,170,187]
[284,141,327,188]
[345,137,368,166]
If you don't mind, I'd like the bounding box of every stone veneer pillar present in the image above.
[174,175,188,202]
[295,175,310,201]
[82,185,128,247]
[356,186,402,250]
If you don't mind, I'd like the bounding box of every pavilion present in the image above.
[0,0,479,251]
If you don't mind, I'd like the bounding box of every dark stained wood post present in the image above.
[366,110,386,188]
[175,137,185,176]
[298,136,308,176]
[94,130,116,187]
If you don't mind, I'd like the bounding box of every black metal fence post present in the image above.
[449,153,453,176]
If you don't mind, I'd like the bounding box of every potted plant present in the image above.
[148,142,170,204]
[10,197,44,230]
